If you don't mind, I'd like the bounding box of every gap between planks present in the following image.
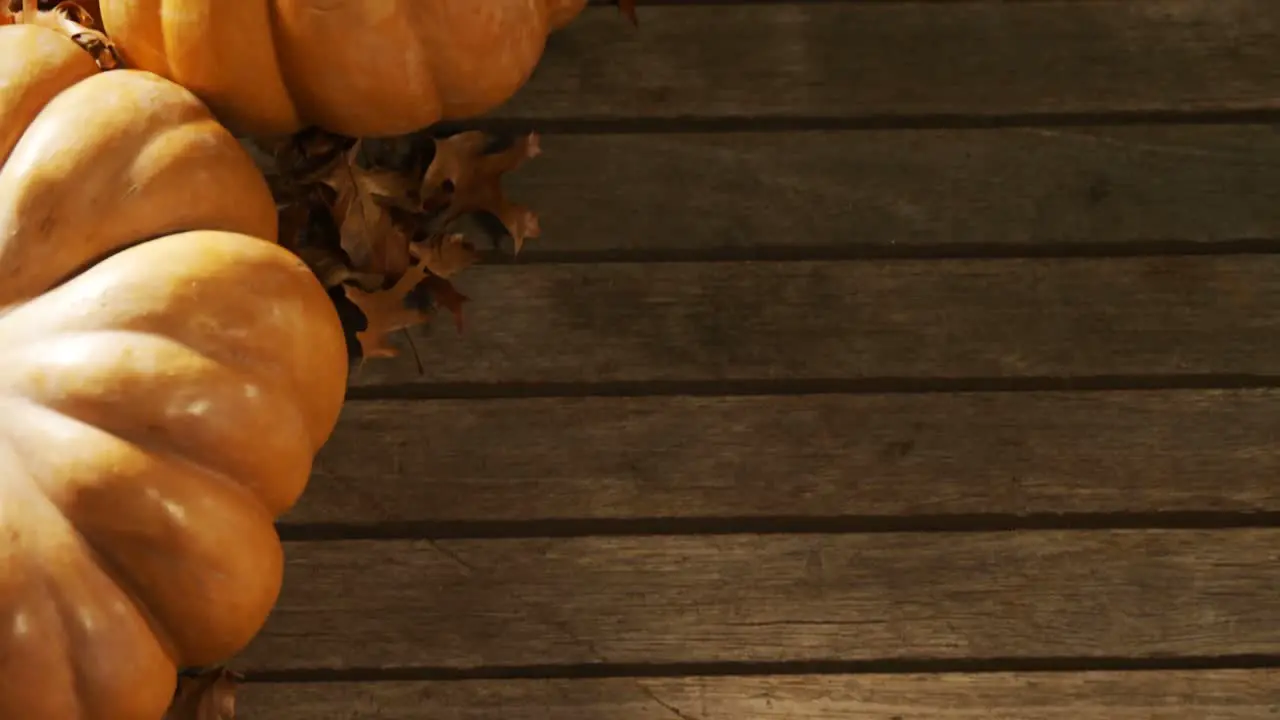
[470,240,1280,265]
[238,659,1280,684]
[341,375,1280,402]
[461,109,1280,135]
[236,670,1280,720]
[276,513,1280,543]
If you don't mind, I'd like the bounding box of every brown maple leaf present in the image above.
[420,130,542,254]
[163,668,238,720]
[343,261,433,359]
[319,140,420,278]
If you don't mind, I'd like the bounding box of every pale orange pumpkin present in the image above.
[95,0,590,138]
[0,19,348,720]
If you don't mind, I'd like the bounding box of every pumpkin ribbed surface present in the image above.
[0,23,347,719]
[97,0,589,138]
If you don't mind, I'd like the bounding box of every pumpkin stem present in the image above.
[8,1,119,70]
[48,1,118,69]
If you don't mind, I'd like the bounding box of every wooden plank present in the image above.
[502,2,1280,120]
[237,670,1280,720]
[347,256,1280,387]
[287,390,1280,525]
[236,530,1280,669]
[506,127,1280,257]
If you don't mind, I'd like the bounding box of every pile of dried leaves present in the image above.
[163,669,238,720]
[256,126,542,365]
[254,0,641,368]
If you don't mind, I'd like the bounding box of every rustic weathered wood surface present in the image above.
[345,256,1280,388]
[240,0,1280,717]
[500,1,1280,121]
[242,530,1279,669]
[499,127,1280,258]
[291,391,1280,525]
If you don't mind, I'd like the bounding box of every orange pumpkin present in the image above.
[95,0,590,138]
[0,17,347,720]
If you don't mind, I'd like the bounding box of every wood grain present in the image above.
[502,2,1280,120]
[237,670,1280,720]
[237,530,1280,670]
[347,256,1280,387]
[286,390,1280,525]
[504,127,1280,257]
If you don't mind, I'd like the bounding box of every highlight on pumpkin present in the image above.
[7,0,639,368]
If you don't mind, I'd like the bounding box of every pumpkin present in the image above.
[0,14,347,720]
[93,0,590,139]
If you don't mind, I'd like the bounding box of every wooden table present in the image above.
[238,1,1280,716]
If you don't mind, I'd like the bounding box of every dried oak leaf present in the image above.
[296,243,384,291]
[421,130,542,253]
[344,259,443,359]
[275,199,310,255]
[163,668,238,720]
[423,274,469,332]
[319,140,420,278]
[412,232,479,279]
[277,192,383,291]
[343,238,473,358]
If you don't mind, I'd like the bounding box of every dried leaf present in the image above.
[411,233,479,279]
[272,191,378,291]
[264,126,544,363]
[268,129,351,198]
[275,200,309,254]
[422,274,469,333]
[319,141,420,277]
[343,262,433,359]
[164,668,238,720]
[297,245,384,290]
[421,131,542,253]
